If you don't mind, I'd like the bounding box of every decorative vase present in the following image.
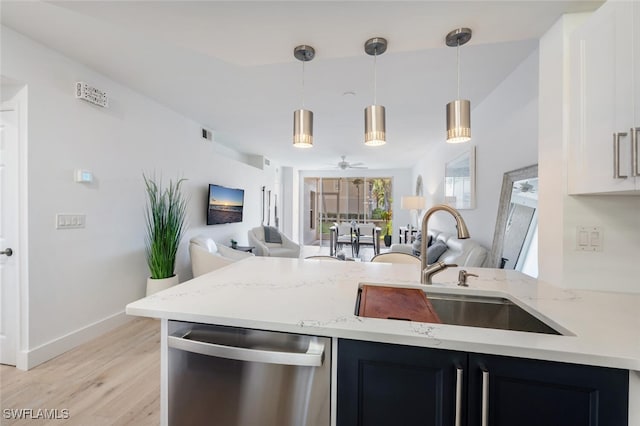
[146,274,179,297]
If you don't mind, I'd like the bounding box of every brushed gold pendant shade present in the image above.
[446,99,471,143]
[293,109,313,148]
[364,105,386,146]
[446,28,472,144]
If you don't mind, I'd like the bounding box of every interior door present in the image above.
[0,105,19,366]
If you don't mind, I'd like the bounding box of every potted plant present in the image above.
[381,209,393,247]
[230,239,238,249]
[143,173,188,296]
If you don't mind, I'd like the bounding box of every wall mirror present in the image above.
[488,164,539,275]
[444,146,476,210]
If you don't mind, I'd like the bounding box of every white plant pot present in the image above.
[146,274,179,297]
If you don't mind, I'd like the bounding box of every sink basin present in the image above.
[356,284,566,335]
[424,292,562,335]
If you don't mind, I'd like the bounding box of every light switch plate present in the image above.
[56,214,86,229]
[576,226,602,251]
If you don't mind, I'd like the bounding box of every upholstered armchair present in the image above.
[189,235,254,277]
[248,226,300,258]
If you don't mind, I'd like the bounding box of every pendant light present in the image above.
[293,45,315,148]
[364,37,387,146]
[446,28,472,143]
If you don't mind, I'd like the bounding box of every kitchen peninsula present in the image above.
[126,256,640,425]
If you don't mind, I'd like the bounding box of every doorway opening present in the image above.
[302,177,392,247]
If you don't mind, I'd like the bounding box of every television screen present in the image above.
[207,184,244,225]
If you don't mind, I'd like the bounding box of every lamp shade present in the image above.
[293,109,313,148]
[401,195,425,210]
[446,99,471,143]
[364,105,386,146]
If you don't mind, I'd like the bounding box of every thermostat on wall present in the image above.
[74,169,93,183]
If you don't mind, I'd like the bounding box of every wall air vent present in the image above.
[201,128,213,141]
[75,82,108,108]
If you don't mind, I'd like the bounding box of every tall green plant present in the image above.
[143,174,188,279]
[381,209,392,236]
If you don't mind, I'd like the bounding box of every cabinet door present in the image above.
[337,339,466,426]
[569,1,636,194]
[468,354,629,426]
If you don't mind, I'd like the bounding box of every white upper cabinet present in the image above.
[568,1,639,194]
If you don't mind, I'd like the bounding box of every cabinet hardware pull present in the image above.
[481,370,489,426]
[613,132,628,179]
[455,367,463,426]
[632,127,640,177]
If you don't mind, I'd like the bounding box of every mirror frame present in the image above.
[488,164,538,268]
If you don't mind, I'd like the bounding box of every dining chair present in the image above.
[355,223,377,257]
[335,222,356,257]
[370,252,420,264]
[304,255,342,261]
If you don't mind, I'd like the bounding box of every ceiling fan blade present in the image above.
[349,162,365,167]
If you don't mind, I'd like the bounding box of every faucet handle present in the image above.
[457,270,478,287]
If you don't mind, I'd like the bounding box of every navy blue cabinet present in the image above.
[467,353,629,426]
[338,339,629,426]
[337,339,466,426]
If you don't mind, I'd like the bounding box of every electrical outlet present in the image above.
[56,214,86,229]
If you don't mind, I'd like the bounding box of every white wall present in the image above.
[413,49,539,251]
[281,166,296,240]
[1,26,278,367]
[538,14,640,294]
[298,168,413,245]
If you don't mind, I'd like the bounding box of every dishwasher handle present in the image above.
[168,332,325,367]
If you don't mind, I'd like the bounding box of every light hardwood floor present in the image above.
[0,317,160,425]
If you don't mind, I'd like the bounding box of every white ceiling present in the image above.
[0,1,601,170]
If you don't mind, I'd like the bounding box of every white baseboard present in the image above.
[20,310,132,370]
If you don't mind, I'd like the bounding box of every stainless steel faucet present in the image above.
[420,204,470,284]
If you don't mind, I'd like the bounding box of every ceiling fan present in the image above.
[513,180,537,193]
[335,155,367,170]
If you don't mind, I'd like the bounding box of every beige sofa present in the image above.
[390,229,488,267]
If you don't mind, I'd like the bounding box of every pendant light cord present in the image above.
[373,51,378,105]
[301,60,306,108]
[456,41,460,99]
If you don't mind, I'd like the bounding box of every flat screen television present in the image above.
[207,184,245,225]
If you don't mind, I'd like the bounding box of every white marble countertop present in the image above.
[126,257,640,370]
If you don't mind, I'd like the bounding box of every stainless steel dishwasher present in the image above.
[167,320,331,426]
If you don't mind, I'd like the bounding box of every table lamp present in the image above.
[401,195,426,242]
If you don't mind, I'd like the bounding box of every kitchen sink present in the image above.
[424,292,562,335]
[356,284,566,335]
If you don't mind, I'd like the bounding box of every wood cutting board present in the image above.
[358,285,442,323]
